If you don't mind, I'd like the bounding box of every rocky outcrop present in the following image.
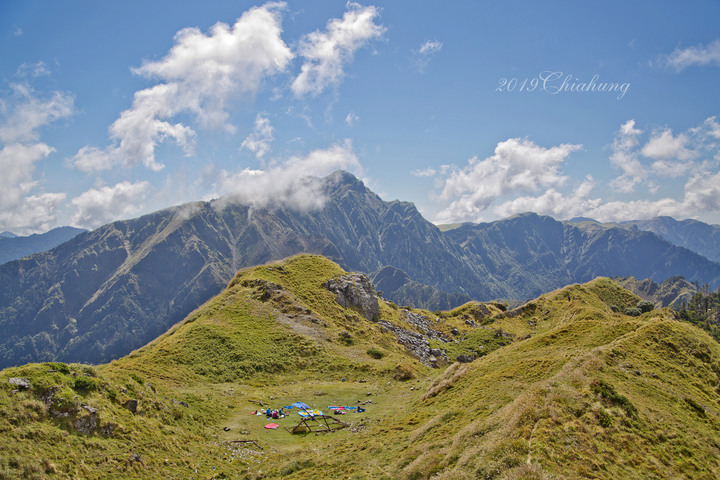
[378,309,450,366]
[325,274,380,321]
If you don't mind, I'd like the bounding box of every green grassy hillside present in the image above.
[2,257,719,479]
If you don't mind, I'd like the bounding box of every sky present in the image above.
[1,0,720,235]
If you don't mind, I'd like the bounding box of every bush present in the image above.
[624,307,642,317]
[43,362,71,374]
[591,380,637,418]
[608,304,621,313]
[637,300,655,313]
[73,376,99,392]
[366,347,384,359]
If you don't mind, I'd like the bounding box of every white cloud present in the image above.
[73,2,293,172]
[241,113,274,159]
[419,40,443,56]
[291,3,384,97]
[435,138,580,223]
[641,128,695,177]
[345,111,359,126]
[411,167,437,177]
[493,177,600,220]
[16,61,50,78]
[609,119,646,193]
[214,139,360,211]
[70,181,150,228]
[664,39,720,71]
[413,40,443,72]
[642,128,694,161]
[0,83,74,234]
[0,83,74,144]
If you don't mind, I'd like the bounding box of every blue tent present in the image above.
[292,401,310,410]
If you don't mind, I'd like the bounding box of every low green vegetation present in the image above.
[2,257,720,479]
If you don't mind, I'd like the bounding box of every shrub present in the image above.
[685,397,706,417]
[624,307,642,317]
[591,380,637,418]
[43,362,70,374]
[637,300,655,313]
[608,304,621,313]
[366,347,384,359]
[393,363,415,381]
[73,376,99,392]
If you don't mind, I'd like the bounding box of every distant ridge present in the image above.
[0,226,87,265]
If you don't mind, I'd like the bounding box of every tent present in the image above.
[264,422,279,430]
[291,401,310,410]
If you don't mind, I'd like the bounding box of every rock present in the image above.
[74,410,98,435]
[325,274,380,321]
[40,386,62,406]
[450,328,459,336]
[223,427,231,431]
[124,399,138,413]
[429,348,443,357]
[100,422,117,437]
[457,354,476,363]
[8,377,31,390]
[129,453,142,464]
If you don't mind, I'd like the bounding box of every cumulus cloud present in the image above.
[291,3,384,97]
[663,39,720,71]
[434,117,720,224]
[70,181,150,228]
[241,113,274,159]
[413,40,443,72]
[609,119,646,193]
[213,139,360,211]
[434,138,580,223]
[0,83,73,234]
[73,2,293,172]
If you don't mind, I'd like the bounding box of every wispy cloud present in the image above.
[412,40,443,72]
[291,3,384,97]
[663,39,720,71]
[241,113,274,159]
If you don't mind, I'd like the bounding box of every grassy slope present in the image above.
[2,258,720,479]
[273,279,720,480]
[0,254,472,479]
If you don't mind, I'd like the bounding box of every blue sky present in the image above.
[1,1,719,234]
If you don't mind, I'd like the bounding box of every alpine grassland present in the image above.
[2,256,720,479]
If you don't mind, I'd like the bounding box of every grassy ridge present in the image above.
[2,258,720,479]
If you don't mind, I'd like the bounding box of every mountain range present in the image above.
[1,170,719,368]
[0,226,86,265]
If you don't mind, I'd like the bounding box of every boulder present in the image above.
[457,354,476,363]
[325,274,380,321]
[8,377,30,390]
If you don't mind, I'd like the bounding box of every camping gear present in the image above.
[298,409,322,418]
[286,415,349,435]
[264,423,279,430]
